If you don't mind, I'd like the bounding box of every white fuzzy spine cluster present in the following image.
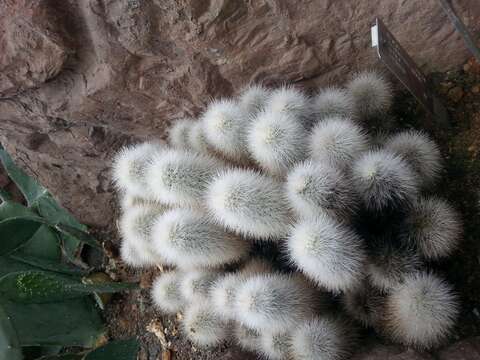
[151,208,249,268]
[405,197,462,260]
[151,271,185,314]
[259,329,292,360]
[288,213,366,293]
[352,150,419,211]
[385,130,442,185]
[239,84,270,115]
[347,70,392,119]
[183,304,230,347]
[234,273,317,332]
[145,149,223,207]
[247,111,308,176]
[312,87,356,121]
[264,86,311,121]
[234,323,261,352]
[187,121,211,155]
[206,169,292,240]
[112,141,164,198]
[211,273,243,321]
[202,99,251,162]
[180,270,219,303]
[382,272,458,349]
[286,161,358,220]
[168,118,195,149]
[291,317,353,360]
[309,117,369,170]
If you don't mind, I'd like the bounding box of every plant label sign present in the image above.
[371,18,448,124]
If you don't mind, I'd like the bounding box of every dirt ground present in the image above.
[101,59,480,360]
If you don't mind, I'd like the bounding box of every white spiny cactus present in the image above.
[119,204,168,266]
[352,149,419,211]
[247,110,308,176]
[291,317,354,360]
[168,118,195,149]
[180,270,219,303]
[367,239,422,292]
[382,272,458,349]
[119,192,164,212]
[385,130,442,185]
[239,84,271,115]
[259,329,292,360]
[187,121,211,155]
[119,240,156,268]
[206,169,292,240]
[404,197,462,260]
[286,161,358,220]
[234,273,317,332]
[211,273,243,320]
[112,141,164,197]
[145,149,223,207]
[234,323,262,353]
[347,70,392,119]
[309,116,369,170]
[288,212,366,293]
[265,86,311,121]
[151,208,249,268]
[312,87,356,121]
[151,271,185,314]
[183,303,230,347]
[202,99,251,162]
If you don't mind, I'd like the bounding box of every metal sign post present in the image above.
[371,18,448,125]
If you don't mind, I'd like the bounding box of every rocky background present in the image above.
[2,1,480,359]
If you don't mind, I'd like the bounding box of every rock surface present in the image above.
[0,0,479,227]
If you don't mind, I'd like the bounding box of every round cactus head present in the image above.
[112,141,164,197]
[202,99,250,161]
[168,118,195,149]
[120,240,156,268]
[206,169,292,240]
[151,271,185,314]
[239,84,270,115]
[309,116,369,170]
[404,197,462,260]
[187,121,211,155]
[247,111,307,176]
[382,272,458,349]
[234,273,317,332]
[385,130,442,186]
[180,270,219,303]
[288,212,366,293]
[352,149,419,211]
[151,208,249,269]
[291,317,355,360]
[145,148,223,207]
[265,86,311,121]
[286,161,358,220]
[312,87,356,121]
[119,204,168,266]
[347,70,392,119]
[183,303,230,347]
[259,329,292,360]
[211,273,242,320]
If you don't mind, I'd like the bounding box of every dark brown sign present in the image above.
[371,18,448,124]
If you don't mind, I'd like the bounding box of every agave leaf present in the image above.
[0,217,44,256]
[0,297,105,347]
[9,253,87,276]
[0,303,23,360]
[83,339,139,360]
[0,271,136,303]
[0,188,12,202]
[35,354,84,360]
[0,201,36,220]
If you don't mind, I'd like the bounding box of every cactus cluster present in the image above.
[113,71,461,357]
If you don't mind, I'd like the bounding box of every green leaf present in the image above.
[84,339,139,360]
[0,297,105,347]
[0,201,36,220]
[55,224,100,249]
[13,225,61,262]
[0,145,48,205]
[0,271,136,303]
[35,354,84,360]
[0,217,43,256]
[9,254,87,276]
[0,303,23,360]
[0,188,12,202]
[0,256,39,278]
